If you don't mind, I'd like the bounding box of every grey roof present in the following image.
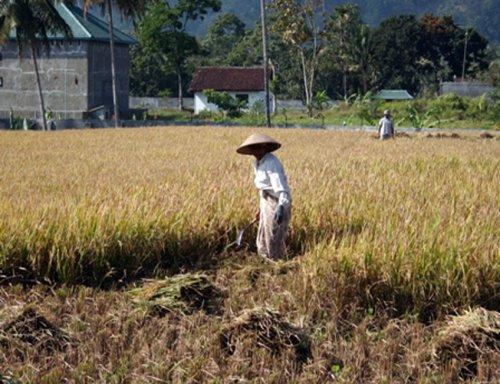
[9,3,136,45]
[376,90,414,100]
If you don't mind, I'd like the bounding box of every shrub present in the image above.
[204,89,246,118]
[8,109,23,130]
[465,94,489,118]
[196,110,215,120]
[351,92,380,125]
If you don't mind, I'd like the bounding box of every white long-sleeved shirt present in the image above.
[379,117,394,136]
[254,153,291,207]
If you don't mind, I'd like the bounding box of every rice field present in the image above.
[0,127,499,382]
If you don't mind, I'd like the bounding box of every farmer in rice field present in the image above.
[237,134,292,260]
[378,109,395,140]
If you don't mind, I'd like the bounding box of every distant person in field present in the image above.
[378,110,395,140]
[237,134,292,260]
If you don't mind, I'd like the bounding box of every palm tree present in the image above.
[82,0,145,127]
[346,24,376,94]
[0,0,72,130]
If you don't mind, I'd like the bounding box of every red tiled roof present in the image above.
[189,67,266,92]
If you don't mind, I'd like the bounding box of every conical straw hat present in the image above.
[236,133,281,155]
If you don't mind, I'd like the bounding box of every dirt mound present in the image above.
[0,307,70,351]
[130,273,223,315]
[395,132,411,138]
[433,307,500,379]
[480,132,494,139]
[426,133,461,139]
[220,307,311,364]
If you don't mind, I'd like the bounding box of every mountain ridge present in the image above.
[188,0,499,44]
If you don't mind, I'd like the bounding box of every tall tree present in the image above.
[201,13,245,65]
[372,15,426,94]
[452,27,489,80]
[0,0,72,130]
[83,0,146,127]
[138,0,221,110]
[347,24,377,94]
[418,14,488,85]
[418,14,457,87]
[130,43,177,97]
[326,4,362,99]
[270,0,326,115]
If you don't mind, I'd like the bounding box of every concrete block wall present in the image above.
[0,40,88,119]
[87,42,130,113]
[0,40,131,120]
[440,82,495,97]
[129,97,195,109]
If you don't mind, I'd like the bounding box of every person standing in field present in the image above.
[237,134,292,260]
[378,109,395,140]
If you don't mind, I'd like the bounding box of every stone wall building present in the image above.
[0,3,135,120]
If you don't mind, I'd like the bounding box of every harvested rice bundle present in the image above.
[426,133,461,139]
[220,307,311,363]
[129,273,223,315]
[480,132,494,139]
[433,307,500,379]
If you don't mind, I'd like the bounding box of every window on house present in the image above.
[0,52,3,61]
[235,94,249,104]
[0,77,3,87]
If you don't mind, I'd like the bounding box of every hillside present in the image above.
[188,0,499,44]
[82,0,499,44]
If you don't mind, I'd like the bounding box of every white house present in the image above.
[189,67,275,115]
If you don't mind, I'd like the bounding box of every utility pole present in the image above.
[461,29,469,81]
[259,0,271,128]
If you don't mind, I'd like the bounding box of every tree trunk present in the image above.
[106,0,120,127]
[299,49,311,115]
[343,71,347,100]
[461,30,469,81]
[260,0,271,127]
[309,56,316,104]
[177,71,184,110]
[30,43,48,131]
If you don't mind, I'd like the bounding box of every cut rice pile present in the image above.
[433,307,500,379]
[220,307,311,364]
[426,133,461,139]
[130,273,223,315]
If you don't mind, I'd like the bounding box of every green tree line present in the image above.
[129,1,495,105]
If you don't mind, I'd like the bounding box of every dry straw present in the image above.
[129,273,223,315]
[0,127,498,316]
[433,307,500,379]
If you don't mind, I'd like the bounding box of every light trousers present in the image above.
[257,191,291,260]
